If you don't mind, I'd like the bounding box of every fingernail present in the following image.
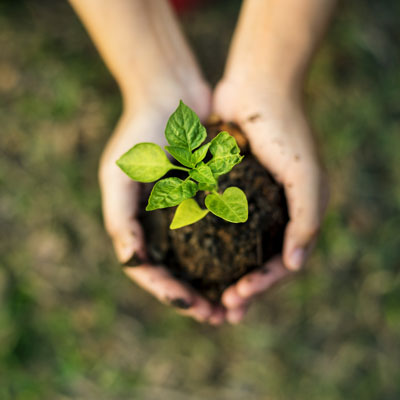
[289,248,305,271]
[122,253,147,268]
[169,298,192,310]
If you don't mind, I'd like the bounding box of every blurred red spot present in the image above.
[169,0,204,13]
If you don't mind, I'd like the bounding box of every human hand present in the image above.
[213,80,329,323]
[99,90,225,325]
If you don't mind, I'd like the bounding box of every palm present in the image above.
[99,103,224,325]
[213,82,329,323]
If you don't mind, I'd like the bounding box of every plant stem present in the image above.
[172,166,190,172]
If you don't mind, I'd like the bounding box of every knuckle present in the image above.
[105,222,122,239]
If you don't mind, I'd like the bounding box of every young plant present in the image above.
[116,101,248,229]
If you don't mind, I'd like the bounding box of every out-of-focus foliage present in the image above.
[0,0,399,399]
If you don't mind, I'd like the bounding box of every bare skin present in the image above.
[69,0,224,324]
[215,0,335,323]
[69,0,335,325]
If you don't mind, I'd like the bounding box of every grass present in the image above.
[0,0,399,399]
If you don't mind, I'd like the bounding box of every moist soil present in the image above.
[139,121,289,302]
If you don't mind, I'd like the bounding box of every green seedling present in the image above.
[116,100,248,229]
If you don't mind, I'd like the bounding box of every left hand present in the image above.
[213,80,330,324]
[99,86,225,325]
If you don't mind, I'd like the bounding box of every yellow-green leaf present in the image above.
[170,199,209,229]
[165,146,195,168]
[205,187,248,223]
[165,100,207,151]
[207,131,243,176]
[116,143,173,182]
[191,142,210,165]
[189,162,216,184]
[146,178,198,211]
[198,182,218,191]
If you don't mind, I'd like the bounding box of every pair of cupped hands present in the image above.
[99,78,329,325]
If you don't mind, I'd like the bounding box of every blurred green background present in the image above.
[0,1,399,399]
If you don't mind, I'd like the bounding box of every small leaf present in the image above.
[205,187,248,223]
[191,142,210,165]
[189,162,216,184]
[170,199,209,229]
[117,143,173,182]
[165,100,207,151]
[146,178,198,211]
[207,131,243,176]
[165,146,194,168]
[198,182,218,192]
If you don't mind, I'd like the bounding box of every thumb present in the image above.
[282,168,329,271]
[99,161,146,264]
[112,218,147,265]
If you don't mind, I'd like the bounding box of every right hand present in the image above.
[99,91,225,324]
[213,79,329,323]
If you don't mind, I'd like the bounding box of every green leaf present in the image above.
[205,187,248,223]
[146,178,198,211]
[165,100,207,151]
[170,199,209,229]
[116,143,173,182]
[198,182,218,192]
[165,146,194,168]
[189,162,216,184]
[191,142,210,165]
[207,131,243,176]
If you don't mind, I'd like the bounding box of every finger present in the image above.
[282,168,328,271]
[236,256,291,299]
[177,295,216,323]
[236,118,326,271]
[99,156,147,263]
[124,265,213,322]
[221,285,248,310]
[226,304,249,325]
[182,303,226,326]
[208,305,226,326]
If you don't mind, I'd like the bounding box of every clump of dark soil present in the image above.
[139,121,288,302]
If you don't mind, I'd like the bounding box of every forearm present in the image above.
[69,0,207,109]
[223,0,337,95]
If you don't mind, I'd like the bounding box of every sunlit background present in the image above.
[0,1,399,399]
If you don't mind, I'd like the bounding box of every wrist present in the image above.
[222,61,305,102]
[215,76,303,120]
[223,0,333,101]
[121,75,211,121]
